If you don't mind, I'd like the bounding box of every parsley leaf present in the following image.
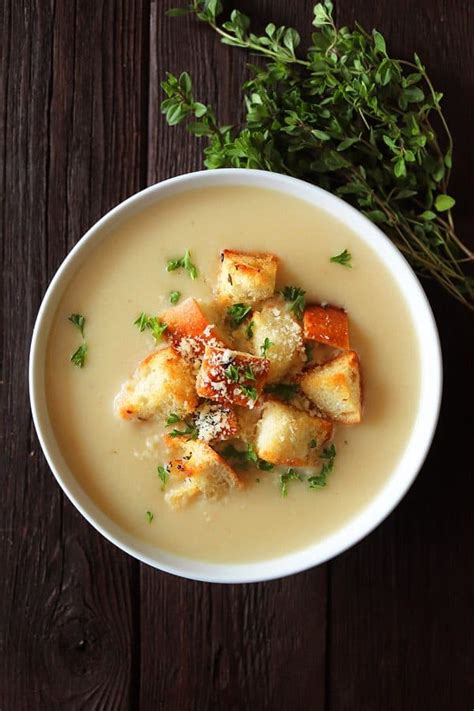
[157,465,169,490]
[279,468,302,497]
[68,313,85,337]
[243,365,256,381]
[280,286,306,319]
[246,320,255,340]
[146,510,154,523]
[169,422,198,440]
[309,438,317,449]
[330,249,352,268]
[134,313,168,342]
[308,445,337,489]
[241,384,258,401]
[260,337,273,357]
[227,303,252,328]
[264,382,298,401]
[166,249,198,279]
[166,413,181,425]
[222,443,273,471]
[305,343,314,363]
[246,443,258,464]
[169,290,181,304]
[70,343,88,368]
[224,364,240,382]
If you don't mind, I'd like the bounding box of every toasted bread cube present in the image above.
[115,347,198,420]
[303,305,350,350]
[194,402,239,443]
[300,351,362,424]
[163,477,201,509]
[163,435,241,508]
[256,401,333,466]
[251,303,305,382]
[196,345,269,409]
[235,405,263,443]
[160,297,228,361]
[216,249,278,305]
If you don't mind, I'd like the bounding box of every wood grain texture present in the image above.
[1,1,473,709]
[0,1,148,708]
[329,2,474,710]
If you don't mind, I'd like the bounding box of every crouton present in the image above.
[194,401,239,443]
[234,405,263,443]
[299,351,362,424]
[115,347,198,420]
[196,345,269,409]
[216,249,278,305]
[160,297,228,362]
[303,305,350,350]
[256,401,333,466]
[251,302,305,382]
[163,435,241,508]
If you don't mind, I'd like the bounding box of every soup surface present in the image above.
[46,185,420,563]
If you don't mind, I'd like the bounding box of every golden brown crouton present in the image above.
[160,297,228,361]
[163,435,241,508]
[216,249,278,305]
[194,401,239,443]
[255,401,333,466]
[299,351,362,424]
[196,345,270,409]
[251,302,305,382]
[115,347,198,420]
[303,305,350,350]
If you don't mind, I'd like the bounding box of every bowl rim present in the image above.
[29,168,442,583]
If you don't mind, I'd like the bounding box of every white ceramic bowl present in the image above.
[29,169,442,583]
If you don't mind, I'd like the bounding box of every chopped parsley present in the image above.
[245,320,255,340]
[169,290,181,304]
[246,443,258,464]
[243,365,256,381]
[264,382,298,401]
[157,465,169,491]
[260,337,273,357]
[309,438,317,449]
[279,468,302,497]
[68,313,85,337]
[134,313,168,342]
[224,364,240,382]
[165,412,198,440]
[145,510,154,524]
[227,303,252,328]
[304,343,314,363]
[308,445,337,489]
[241,384,258,401]
[166,249,198,279]
[330,249,352,268]
[222,443,273,471]
[169,422,198,440]
[257,459,274,472]
[280,285,306,319]
[70,343,88,368]
[68,313,88,367]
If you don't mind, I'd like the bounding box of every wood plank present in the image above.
[142,2,328,709]
[0,1,148,707]
[329,2,474,709]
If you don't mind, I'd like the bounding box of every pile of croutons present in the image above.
[115,249,362,509]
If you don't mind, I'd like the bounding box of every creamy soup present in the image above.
[45,186,420,563]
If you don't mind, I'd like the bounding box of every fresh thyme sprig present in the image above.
[162,1,474,309]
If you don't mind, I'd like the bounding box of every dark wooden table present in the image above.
[1,1,473,708]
